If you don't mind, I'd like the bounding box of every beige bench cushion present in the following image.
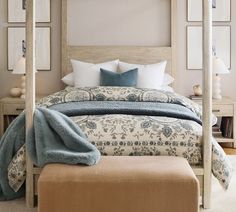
[38,156,199,212]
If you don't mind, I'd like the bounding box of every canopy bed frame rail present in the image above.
[25,0,212,208]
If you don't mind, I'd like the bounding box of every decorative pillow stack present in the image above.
[61,59,174,91]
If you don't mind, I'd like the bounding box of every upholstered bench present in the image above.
[38,156,199,212]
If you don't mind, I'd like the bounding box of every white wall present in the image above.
[0,0,62,98]
[67,0,170,46]
[0,0,235,100]
[176,0,236,99]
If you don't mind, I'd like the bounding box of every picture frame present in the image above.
[8,0,51,23]
[8,27,51,71]
[187,26,231,70]
[187,0,231,22]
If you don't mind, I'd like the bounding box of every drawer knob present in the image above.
[16,108,24,111]
[212,109,220,113]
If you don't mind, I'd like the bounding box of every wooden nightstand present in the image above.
[193,97,236,148]
[0,96,44,137]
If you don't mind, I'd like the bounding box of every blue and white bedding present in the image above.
[0,86,233,200]
[39,86,232,187]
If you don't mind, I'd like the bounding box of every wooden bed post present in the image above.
[202,0,212,209]
[61,0,68,77]
[25,0,36,208]
[171,0,177,89]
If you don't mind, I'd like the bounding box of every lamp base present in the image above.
[213,94,222,100]
[20,75,26,99]
[213,74,222,100]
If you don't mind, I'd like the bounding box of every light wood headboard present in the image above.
[61,0,177,85]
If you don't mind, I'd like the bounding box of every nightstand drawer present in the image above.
[212,104,233,116]
[3,104,25,115]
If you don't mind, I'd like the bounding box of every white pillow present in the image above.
[62,72,175,88]
[119,61,167,89]
[71,59,119,88]
[61,73,74,86]
[160,85,174,92]
[163,74,174,86]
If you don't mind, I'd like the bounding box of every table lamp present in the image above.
[12,57,26,99]
[12,40,37,99]
[212,56,230,100]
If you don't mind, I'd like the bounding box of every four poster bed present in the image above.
[1,0,229,209]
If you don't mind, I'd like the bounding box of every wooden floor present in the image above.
[223,148,236,155]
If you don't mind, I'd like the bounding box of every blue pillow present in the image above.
[100,68,138,87]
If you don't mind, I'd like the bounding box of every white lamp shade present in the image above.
[12,57,38,74]
[212,56,230,74]
[12,57,26,74]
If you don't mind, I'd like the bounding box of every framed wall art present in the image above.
[8,0,51,23]
[187,26,231,70]
[187,0,231,22]
[8,27,51,70]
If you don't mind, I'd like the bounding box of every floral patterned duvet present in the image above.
[10,86,233,190]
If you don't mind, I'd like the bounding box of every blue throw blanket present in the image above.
[49,101,202,125]
[0,108,101,200]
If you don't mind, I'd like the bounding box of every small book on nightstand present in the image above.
[212,124,222,137]
[221,117,233,138]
